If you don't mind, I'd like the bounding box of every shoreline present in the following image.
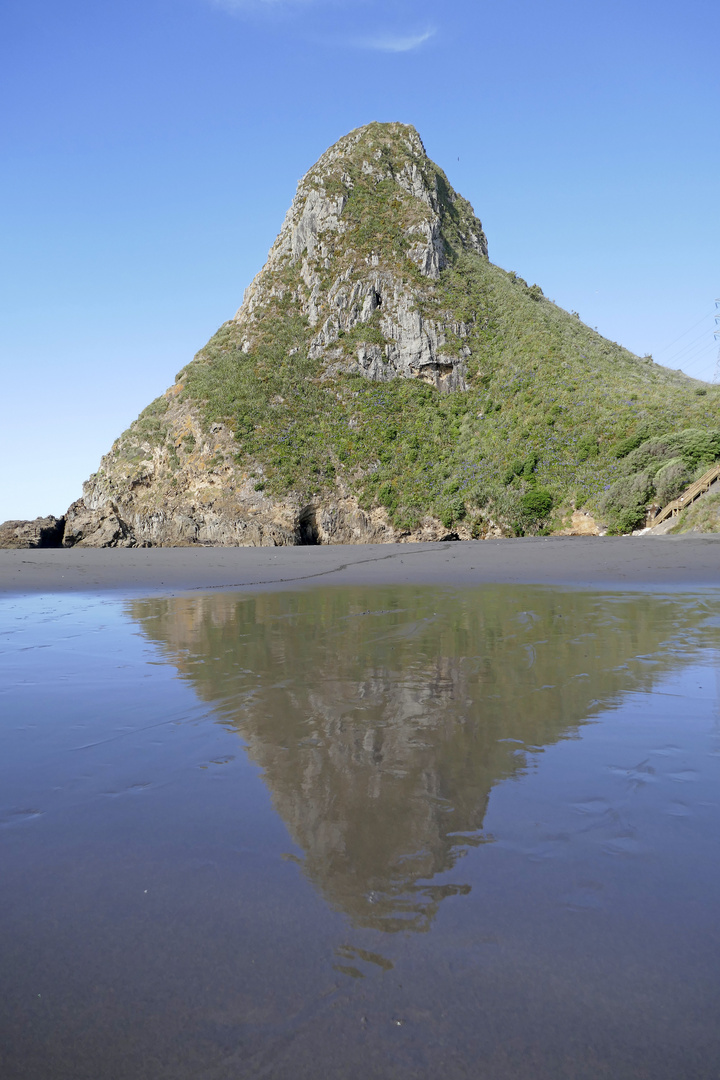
[1,535,719,597]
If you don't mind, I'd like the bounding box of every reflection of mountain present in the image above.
[130,586,714,931]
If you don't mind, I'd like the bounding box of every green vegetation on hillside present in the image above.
[669,488,720,534]
[176,251,718,535]
[112,122,720,537]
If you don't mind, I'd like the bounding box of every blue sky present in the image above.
[1,0,718,521]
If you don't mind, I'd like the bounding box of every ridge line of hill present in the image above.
[3,121,720,548]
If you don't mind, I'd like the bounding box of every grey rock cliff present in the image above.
[237,124,485,392]
[4,124,706,550]
[0,515,65,549]
[47,121,498,549]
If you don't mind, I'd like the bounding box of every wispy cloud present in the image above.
[206,0,437,53]
[210,0,318,11]
[352,27,435,52]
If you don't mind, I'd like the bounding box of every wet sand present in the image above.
[1,534,719,595]
[4,583,720,1079]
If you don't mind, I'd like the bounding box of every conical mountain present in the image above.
[62,121,719,547]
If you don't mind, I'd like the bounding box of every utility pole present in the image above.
[715,299,720,382]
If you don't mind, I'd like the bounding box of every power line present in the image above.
[663,319,718,365]
[668,340,717,373]
[670,336,717,363]
[667,339,716,369]
[655,309,716,355]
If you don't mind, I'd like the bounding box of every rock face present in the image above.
[0,516,65,549]
[239,124,486,392]
[558,510,606,537]
[6,120,708,549]
[56,121,497,549]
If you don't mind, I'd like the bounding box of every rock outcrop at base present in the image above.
[0,516,65,549]
[58,490,497,548]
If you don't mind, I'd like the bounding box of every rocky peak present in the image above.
[235,122,488,392]
[11,119,699,554]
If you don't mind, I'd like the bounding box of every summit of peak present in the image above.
[301,121,433,196]
[319,121,427,160]
[233,122,488,391]
[45,123,715,555]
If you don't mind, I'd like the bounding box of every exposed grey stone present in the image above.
[56,123,494,549]
[63,500,136,548]
[234,124,483,392]
[0,515,65,549]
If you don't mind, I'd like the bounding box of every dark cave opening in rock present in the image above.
[298,506,320,545]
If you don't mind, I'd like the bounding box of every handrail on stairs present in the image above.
[650,460,720,527]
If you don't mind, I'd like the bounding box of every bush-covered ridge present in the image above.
[110,122,719,538]
[175,277,716,535]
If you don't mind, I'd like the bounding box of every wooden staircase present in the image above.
[650,461,720,526]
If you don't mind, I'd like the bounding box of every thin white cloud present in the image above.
[210,0,317,11]
[206,0,436,52]
[352,27,435,51]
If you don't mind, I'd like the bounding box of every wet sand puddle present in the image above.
[1,586,719,1079]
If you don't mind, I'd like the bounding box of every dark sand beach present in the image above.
[3,539,720,1079]
[1,534,719,595]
